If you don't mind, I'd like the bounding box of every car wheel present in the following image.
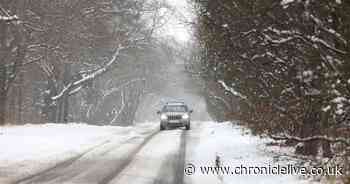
[185,124,190,130]
[160,124,165,131]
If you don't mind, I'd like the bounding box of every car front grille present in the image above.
[168,115,182,120]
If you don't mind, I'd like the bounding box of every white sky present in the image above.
[157,0,194,43]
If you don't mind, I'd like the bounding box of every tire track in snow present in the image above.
[98,130,159,184]
[15,130,159,184]
[174,130,186,184]
[14,140,111,184]
[152,129,187,184]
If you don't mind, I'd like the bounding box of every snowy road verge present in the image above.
[0,122,158,184]
[185,121,312,184]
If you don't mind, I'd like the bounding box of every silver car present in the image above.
[157,102,193,130]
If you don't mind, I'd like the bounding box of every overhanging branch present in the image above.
[51,44,126,101]
[270,134,350,147]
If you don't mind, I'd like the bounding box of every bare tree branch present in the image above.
[270,134,350,147]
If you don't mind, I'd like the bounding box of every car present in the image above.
[157,102,193,130]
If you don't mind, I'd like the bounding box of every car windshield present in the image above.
[162,105,187,112]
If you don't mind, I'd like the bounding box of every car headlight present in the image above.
[160,114,167,120]
[182,114,189,119]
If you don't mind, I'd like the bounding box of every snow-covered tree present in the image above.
[194,0,350,177]
[0,0,170,125]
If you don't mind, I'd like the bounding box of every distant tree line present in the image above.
[0,0,171,126]
[193,0,350,181]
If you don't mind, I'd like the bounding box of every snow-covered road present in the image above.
[109,129,185,184]
[0,121,310,184]
[0,123,159,184]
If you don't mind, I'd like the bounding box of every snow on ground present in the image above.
[185,121,315,184]
[0,121,322,184]
[0,122,158,183]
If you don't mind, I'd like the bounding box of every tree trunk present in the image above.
[43,79,58,122]
[9,89,16,123]
[0,60,7,125]
[0,22,7,126]
[0,92,6,126]
[296,98,321,156]
[62,64,71,123]
[63,95,69,123]
[17,71,23,124]
[56,99,63,123]
[321,109,333,157]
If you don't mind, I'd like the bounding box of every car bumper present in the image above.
[161,120,190,127]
